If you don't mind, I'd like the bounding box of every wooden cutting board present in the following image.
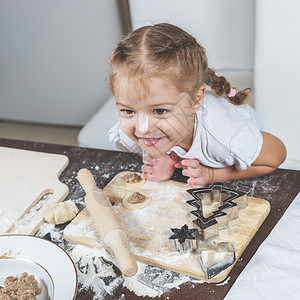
[0,146,69,235]
[64,171,270,283]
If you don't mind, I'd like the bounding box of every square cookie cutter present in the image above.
[187,182,248,240]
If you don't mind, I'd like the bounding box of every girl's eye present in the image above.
[153,108,168,115]
[121,109,135,115]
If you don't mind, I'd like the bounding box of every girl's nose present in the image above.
[138,111,148,134]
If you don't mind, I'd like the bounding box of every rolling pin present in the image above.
[77,168,138,277]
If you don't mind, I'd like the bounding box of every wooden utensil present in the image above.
[77,168,138,277]
[0,147,69,235]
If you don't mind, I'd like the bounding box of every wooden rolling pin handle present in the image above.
[77,168,138,277]
[105,229,138,277]
[77,168,97,192]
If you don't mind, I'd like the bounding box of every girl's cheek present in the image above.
[120,118,135,135]
[154,118,168,132]
[119,118,125,129]
[161,119,182,136]
[120,118,129,131]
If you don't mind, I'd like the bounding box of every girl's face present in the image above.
[115,77,204,158]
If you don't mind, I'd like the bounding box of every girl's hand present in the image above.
[175,159,214,188]
[141,152,180,181]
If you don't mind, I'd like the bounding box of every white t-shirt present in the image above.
[108,93,269,171]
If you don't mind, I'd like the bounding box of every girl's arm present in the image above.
[178,132,287,187]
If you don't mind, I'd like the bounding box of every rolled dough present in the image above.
[119,172,145,190]
[122,192,151,210]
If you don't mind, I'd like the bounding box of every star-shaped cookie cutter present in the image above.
[169,224,199,253]
[186,182,248,240]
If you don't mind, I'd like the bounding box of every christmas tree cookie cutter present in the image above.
[187,182,248,240]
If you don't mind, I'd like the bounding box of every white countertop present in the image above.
[225,192,300,299]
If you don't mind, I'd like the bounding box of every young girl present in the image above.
[108,23,286,187]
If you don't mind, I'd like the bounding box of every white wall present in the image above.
[0,0,122,126]
[129,0,255,92]
[254,0,300,170]
[129,0,255,70]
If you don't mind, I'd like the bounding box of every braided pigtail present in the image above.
[204,68,249,105]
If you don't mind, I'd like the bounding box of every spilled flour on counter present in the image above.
[0,208,19,233]
[0,193,52,234]
[69,244,205,299]
[216,276,231,286]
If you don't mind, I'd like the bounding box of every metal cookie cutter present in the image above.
[190,209,219,241]
[188,182,248,211]
[169,224,199,253]
[187,182,248,239]
[198,240,236,279]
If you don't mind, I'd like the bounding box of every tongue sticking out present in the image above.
[143,138,159,146]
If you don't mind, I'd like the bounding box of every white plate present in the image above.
[0,258,54,300]
[0,235,78,300]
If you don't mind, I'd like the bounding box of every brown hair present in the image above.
[110,23,248,104]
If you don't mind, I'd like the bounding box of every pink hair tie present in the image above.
[228,88,237,98]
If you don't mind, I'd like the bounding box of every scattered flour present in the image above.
[4,193,52,234]
[0,208,19,233]
[64,219,100,240]
[102,173,110,179]
[70,245,121,297]
[216,276,231,286]
[123,276,160,298]
[37,222,62,242]
[69,244,205,299]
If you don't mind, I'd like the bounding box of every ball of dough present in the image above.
[122,192,151,210]
[44,202,79,224]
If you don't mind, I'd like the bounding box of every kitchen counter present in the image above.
[0,138,299,300]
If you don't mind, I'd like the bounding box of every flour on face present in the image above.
[138,111,148,134]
